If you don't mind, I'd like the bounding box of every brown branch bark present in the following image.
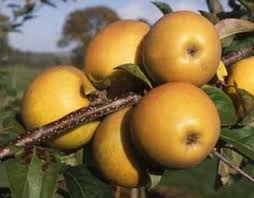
[0,92,142,159]
[222,46,254,66]
[114,186,121,198]
[130,189,139,198]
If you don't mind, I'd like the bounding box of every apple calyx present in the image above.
[186,133,200,145]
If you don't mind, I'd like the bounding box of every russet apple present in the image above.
[84,20,150,88]
[227,56,254,95]
[92,108,149,188]
[142,11,221,86]
[131,82,220,168]
[21,66,99,150]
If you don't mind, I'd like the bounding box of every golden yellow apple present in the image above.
[92,108,149,188]
[143,11,222,86]
[227,56,254,95]
[84,20,150,88]
[21,66,99,150]
[131,82,220,168]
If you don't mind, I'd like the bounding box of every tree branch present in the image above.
[222,46,254,66]
[0,46,253,184]
[212,149,254,183]
[0,92,142,160]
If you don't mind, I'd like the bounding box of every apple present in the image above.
[142,11,221,86]
[131,82,220,168]
[84,20,150,88]
[92,108,149,188]
[21,66,99,150]
[227,56,254,95]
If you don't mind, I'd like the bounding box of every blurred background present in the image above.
[1,0,232,67]
[1,1,254,197]
[0,0,231,108]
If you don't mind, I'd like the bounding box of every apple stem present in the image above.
[212,149,254,183]
[114,185,121,198]
[0,92,142,160]
[130,188,139,198]
[222,46,254,66]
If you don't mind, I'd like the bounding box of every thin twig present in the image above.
[212,149,254,183]
[0,92,142,160]
[222,46,254,66]
[114,186,121,198]
[130,189,139,198]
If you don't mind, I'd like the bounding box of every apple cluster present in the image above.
[21,11,223,188]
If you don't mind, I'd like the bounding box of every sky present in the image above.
[5,0,230,53]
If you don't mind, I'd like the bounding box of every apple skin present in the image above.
[131,82,220,168]
[84,20,150,88]
[92,108,149,188]
[21,66,99,150]
[142,11,221,86]
[227,56,254,95]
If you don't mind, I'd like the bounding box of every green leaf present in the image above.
[199,10,219,24]
[5,87,17,97]
[2,115,25,134]
[235,88,254,126]
[116,64,153,88]
[159,158,218,197]
[206,0,224,15]
[217,147,244,186]
[238,89,254,110]
[151,1,173,14]
[215,19,254,40]
[0,132,17,146]
[216,165,254,196]
[241,111,254,127]
[224,34,254,53]
[40,162,62,198]
[238,0,254,12]
[149,173,162,189]
[221,127,254,160]
[158,156,254,197]
[6,158,30,198]
[0,163,9,187]
[26,151,44,198]
[59,148,83,167]
[64,165,114,198]
[202,85,238,126]
[6,148,61,198]
[221,35,235,48]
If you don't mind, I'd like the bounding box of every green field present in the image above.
[0,65,44,104]
[0,65,41,92]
